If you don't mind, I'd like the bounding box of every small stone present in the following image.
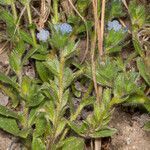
[133,146,136,149]
[0,92,9,106]
[126,138,131,145]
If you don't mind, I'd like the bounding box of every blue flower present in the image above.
[37,29,50,42]
[107,20,122,32]
[54,23,73,34]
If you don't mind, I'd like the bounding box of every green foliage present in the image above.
[86,58,120,87]
[0,0,149,149]
[137,58,150,86]
[129,0,146,31]
[60,137,85,150]
[106,0,125,20]
[105,30,127,53]
[0,0,13,5]
[32,137,46,150]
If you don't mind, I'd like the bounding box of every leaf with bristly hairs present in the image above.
[36,61,53,82]
[0,105,21,120]
[129,0,146,29]
[0,83,19,107]
[19,30,34,46]
[133,38,144,57]
[61,137,85,150]
[33,113,48,138]
[105,30,127,54]
[85,59,119,87]
[0,10,15,27]
[0,116,27,137]
[62,41,79,59]
[106,0,124,20]
[0,0,13,5]
[0,72,19,90]
[32,137,46,150]
[9,50,22,75]
[89,128,117,138]
[137,58,150,86]
[45,57,60,77]
[113,72,144,98]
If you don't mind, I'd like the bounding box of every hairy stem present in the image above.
[26,1,37,46]
[53,0,59,23]
[11,2,17,22]
[48,56,65,149]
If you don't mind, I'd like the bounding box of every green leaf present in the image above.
[44,101,55,123]
[15,40,26,57]
[55,118,66,138]
[0,10,15,27]
[137,58,150,86]
[105,30,126,54]
[50,31,69,49]
[129,0,146,29]
[20,30,34,46]
[32,137,46,150]
[36,61,53,82]
[0,0,14,5]
[133,38,144,57]
[85,59,119,87]
[0,72,19,90]
[0,83,19,107]
[61,137,84,150]
[9,50,22,75]
[32,54,47,60]
[33,114,48,137]
[126,94,149,105]
[113,72,143,98]
[0,116,20,136]
[63,67,74,88]
[67,121,88,136]
[0,105,21,120]
[90,128,117,138]
[77,0,91,14]
[106,0,124,20]
[45,57,60,76]
[22,47,39,65]
[102,88,111,107]
[61,89,69,109]
[62,41,78,59]
[21,76,31,96]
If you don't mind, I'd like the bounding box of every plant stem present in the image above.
[53,0,59,23]
[48,56,65,149]
[11,2,17,22]
[26,1,37,46]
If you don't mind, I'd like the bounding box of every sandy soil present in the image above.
[110,107,150,150]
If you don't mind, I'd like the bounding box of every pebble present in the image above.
[0,92,9,106]
[126,137,131,145]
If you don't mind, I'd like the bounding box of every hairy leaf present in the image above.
[32,137,46,150]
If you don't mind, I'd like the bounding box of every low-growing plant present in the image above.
[0,0,149,149]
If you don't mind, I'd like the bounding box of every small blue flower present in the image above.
[37,29,50,42]
[107,20,122,32]
[54,23,73,34]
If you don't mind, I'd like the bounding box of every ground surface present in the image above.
[110,107,150,150]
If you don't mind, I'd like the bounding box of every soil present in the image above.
[109,107,150,150]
